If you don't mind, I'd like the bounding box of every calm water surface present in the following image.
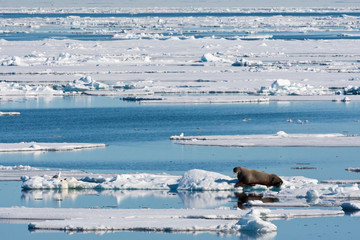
[1,96,360,239]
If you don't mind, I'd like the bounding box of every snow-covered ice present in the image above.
[0,36,360,102]
[0,111,20,116]
[0,207,343,233]
[19,168,360,207]
[170,131,360,147]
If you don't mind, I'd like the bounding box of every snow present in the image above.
[0,165,116,181]
[21,169,234,191]
[0,81,63,96]
[64,76,109,92]
[0,207,342,233]
[170,132,360,147]
[0,142,106,152]
[0,111,20,116]
[0,32,360,102]
[19,168,360,208]
[177,169,234,190]
[259,80,331,96]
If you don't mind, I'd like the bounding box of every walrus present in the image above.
[233,166,283,188]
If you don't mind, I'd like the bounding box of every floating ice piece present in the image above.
[0,142,106,152]
[237,209,276,233]
[346,168,360,172]
[170,132,360,147]
[0,207,342,234]
[0,112,20,116]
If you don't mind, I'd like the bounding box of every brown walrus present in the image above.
[233,166,283,188]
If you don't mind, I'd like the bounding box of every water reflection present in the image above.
[21,189,237,209]
[235,193,279,210]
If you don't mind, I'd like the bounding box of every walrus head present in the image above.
[233,167,241,173]
[270,175,283,188]
[233,167,242,177]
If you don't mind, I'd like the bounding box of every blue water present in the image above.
[1,97,360,239]
[1,97,360,178]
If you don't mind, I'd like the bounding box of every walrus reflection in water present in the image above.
[233,166,283,188]
[235,192,279,209]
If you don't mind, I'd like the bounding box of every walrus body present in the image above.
[233,166,283,188]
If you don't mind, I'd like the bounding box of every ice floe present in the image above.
[0,111,20,116]
[0,142,106,152]
[170,131,360,147]
[0,207,343,234]
[19,168,360,207]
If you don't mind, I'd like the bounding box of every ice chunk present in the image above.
[64,76,109,92]
[177,169,234,190]
[201,53,222,62]
[237,209,277,233]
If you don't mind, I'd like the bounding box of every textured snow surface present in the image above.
[0,207,343,233]
[171,132,360,147]
[20,168,360,206]
[0,37,360,102]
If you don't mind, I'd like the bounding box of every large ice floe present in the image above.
[170,131,360,147]
[20,168,360,207]
[0,207,342,234]
[0,142,106,152]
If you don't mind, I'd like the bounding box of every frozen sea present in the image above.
[1,97,360,239]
